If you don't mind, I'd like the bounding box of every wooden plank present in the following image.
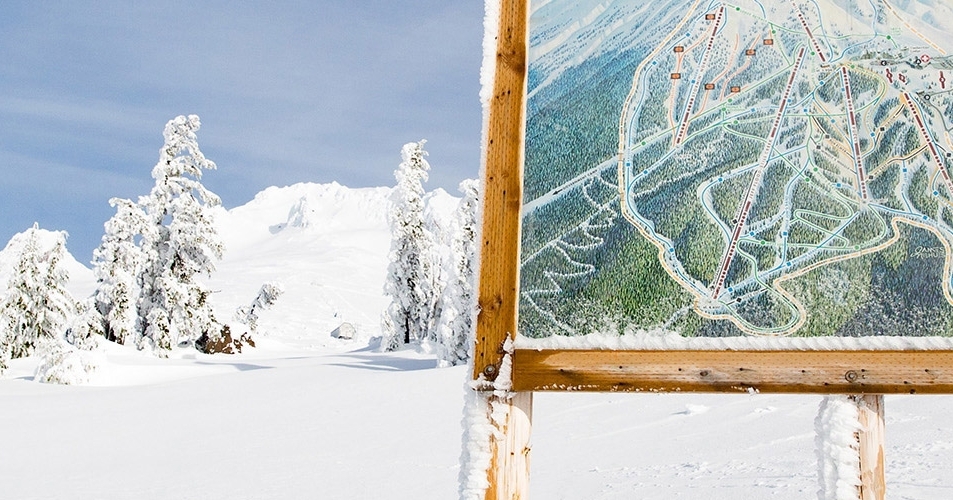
[472,0,528,382]
[855,395,886,500]
[513,349,953,393]
[485,392,533,499]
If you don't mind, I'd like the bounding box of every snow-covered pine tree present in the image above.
[135,114,224,355]
[436,179,480,367]
[0,225,76,368]
[422,202,451,344]
[381,140,437,351]
[92,197,146,344]
[34,339,98,385]
[66,298,106,351]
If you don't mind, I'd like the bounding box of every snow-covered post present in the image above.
[460,342,532,500]
[463,0,531,498]
[815,395,886,500]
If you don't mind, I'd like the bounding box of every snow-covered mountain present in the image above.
[0,182,458,346]
[208,181,457,344]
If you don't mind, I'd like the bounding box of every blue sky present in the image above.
[0,1,485,262]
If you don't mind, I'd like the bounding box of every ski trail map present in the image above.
[520,0,953,338]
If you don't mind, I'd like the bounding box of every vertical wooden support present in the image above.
[856,395,886,500]
[485,392,533,499]
[472,0,530,498]
[472,0,527,383]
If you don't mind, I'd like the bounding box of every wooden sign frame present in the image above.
[474,0,953,396]
[471,0,953,498]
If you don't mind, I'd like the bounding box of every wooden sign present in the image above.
[472,0,953,498]
[476,0,953,393]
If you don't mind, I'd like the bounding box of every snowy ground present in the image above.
[3,341,953,499]
[2,183,953,499]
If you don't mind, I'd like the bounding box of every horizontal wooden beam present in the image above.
[512,349,953,394]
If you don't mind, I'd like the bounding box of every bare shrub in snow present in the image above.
[196,324,255,354]
[381,140,438,351]
[236,282,284,332]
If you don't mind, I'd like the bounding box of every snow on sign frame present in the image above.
[473,0,953,394]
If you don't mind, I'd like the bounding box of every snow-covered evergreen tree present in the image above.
[92,197,145,344]
[0,225,76,368]
[422,203,451,344]
[66,298,105,351]
[436,179,480,367]
[381,140,437,351]
[34,339,98,385]
[135,114,224,355]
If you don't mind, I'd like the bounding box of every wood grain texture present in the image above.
[856,395,886,500]
[472,0,527,382]
[485,392,533,500]
[513,349,953,393]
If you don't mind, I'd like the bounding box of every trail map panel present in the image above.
[520,0,953,338]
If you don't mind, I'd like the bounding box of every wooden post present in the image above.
[473,0,530,499]
[485,392,533,499]
[472,0,527,383]
[855,395,886,500]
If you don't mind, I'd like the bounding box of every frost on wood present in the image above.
[459,382,494,500]
[459,340,515,500]
[816,395,862,500]
[515,328,953,351]
[458,1,507,494]
[381,140,438,351]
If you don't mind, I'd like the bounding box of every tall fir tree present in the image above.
[381,140,437,351]
[0,225,76,370]
[436,179,480,367]
[422,202,451,344]
[135,114,224,355]
[92,197,146,344]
